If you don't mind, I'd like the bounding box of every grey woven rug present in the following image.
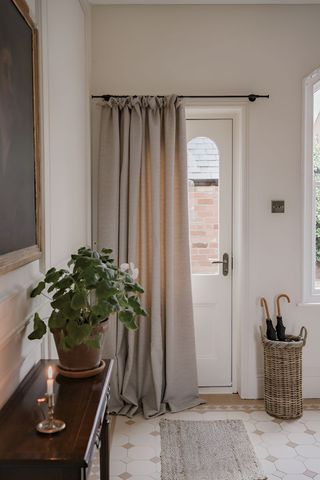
[160,419,267,480]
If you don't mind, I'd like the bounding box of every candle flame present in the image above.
[48,366,53,379]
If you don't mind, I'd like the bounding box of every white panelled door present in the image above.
[186,119,233,387]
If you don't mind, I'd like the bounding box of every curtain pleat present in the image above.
[96,95,203,418]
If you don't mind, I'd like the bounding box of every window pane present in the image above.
[313,87,320,288]
[187,136,219,274]
[316,187,320,289]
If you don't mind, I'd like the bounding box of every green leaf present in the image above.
[48,311,66,330]
[91,300,111,319]
[125,282,144,293]
[101,248,113,255]
[47,284,56,293]
[96,282,118,299]
[50,277,72,296]
[46,267,56,276]
[77,247,92,256]
[128,296,147,316]
[52,288,65,300]
[59,330,74,351]
[103,267,116,280]
[45,269,63,284]
[74,256,98,270]
[28,313,47,340]
[119,310,138,330]
[132,283,144,293]
[53,300,81,321]
[66,320,92,345]
[30,281,46,298]
[118,296,129,308]
[84,335,101,349]
[71,290,87,310]
[67,258,74,268]
[89,313,101,326]
[82,264,100,287]
[106,296,119,309]
[56,276,73,291]
[51,292,72,310]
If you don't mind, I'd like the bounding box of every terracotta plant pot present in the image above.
[53,321,108,374]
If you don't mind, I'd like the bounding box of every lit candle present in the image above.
[47,366,54,396]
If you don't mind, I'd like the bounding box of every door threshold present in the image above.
[199,386,234,394]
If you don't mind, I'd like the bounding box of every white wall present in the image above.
[42,0,91,268]
[0,0,91,408]
[91,4,320,398]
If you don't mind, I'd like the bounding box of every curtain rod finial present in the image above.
[248,94,257,102]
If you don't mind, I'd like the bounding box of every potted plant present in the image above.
[28,246,146,376]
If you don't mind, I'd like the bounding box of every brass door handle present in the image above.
[211,253,229,276]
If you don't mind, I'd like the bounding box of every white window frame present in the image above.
[303,67,320,303]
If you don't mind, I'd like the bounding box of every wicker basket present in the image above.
[260,326,307,419]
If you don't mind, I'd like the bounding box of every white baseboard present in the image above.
[199,386,234,394]
[239,373,320,400]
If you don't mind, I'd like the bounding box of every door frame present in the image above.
[185,101,248,396]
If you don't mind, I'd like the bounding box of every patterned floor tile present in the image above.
[254,445,269,458]
[296,446,320,458]
[111,446,129,460]
[269,446,296,459]
[110,460,128,476]
[261,459,277,473]
[256,421,282,433]
[275,459,306,474]
[126,460,156,475]
[304,470,318,478]
[128,446,156,460]
[289,434,316,445]
[262,432,290,445]
[305,459,320,473]
[282,422,308,433]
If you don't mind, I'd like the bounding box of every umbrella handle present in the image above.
[276,293,291,317]
[260,297,270,319]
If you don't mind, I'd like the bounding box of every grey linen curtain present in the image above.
[96,95,202,418]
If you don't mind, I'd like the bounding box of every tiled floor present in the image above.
[90,400,320,480]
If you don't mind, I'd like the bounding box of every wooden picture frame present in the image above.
[0,0,42,275]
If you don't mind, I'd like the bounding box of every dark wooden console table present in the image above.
[0,359,114,480]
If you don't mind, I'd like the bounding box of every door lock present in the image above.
[211,253,229,276]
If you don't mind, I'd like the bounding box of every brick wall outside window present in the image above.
[188,183,219,274]
[187,135,220,274]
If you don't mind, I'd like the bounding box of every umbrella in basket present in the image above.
[276,293,291,341]
[260,297,277,340]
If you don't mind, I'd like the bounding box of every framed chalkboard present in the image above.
[0,0,41,275]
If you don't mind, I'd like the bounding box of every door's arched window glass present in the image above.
[187,136,220,274]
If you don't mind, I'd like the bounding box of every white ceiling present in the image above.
[89,0,320,4]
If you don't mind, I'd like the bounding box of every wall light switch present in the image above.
[271,200,285,213]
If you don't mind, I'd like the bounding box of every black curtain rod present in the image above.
[91,93,269,102]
